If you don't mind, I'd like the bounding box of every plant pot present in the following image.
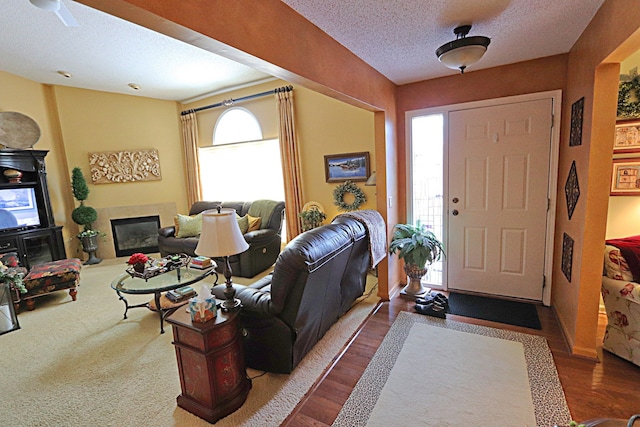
[401,263,429,298]
[80,235,102,265]
[133,263,145,273]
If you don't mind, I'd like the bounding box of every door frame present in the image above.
[406,90,562,306]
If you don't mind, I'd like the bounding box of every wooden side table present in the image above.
[166,308,251,423]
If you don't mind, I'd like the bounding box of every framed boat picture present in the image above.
[614,120,640,153]
[324,152,370,183]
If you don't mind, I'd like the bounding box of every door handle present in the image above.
[452,209,459,216]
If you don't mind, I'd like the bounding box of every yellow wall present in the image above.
[0,71,71,248]
[2,68,374,259]
[80,0,399,299]
[182,80,376,223]
[53,86,187,217]
[1,72,188,257]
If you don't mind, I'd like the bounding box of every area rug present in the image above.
[0,257,379,427]
[332,311,571,427]
[448,292,542,329]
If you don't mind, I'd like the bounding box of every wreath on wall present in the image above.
[618,75,640,118]
[333,180,366,212]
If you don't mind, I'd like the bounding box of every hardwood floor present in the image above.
[282,293,640,426]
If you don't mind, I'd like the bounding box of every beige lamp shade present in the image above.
[195,209,249,257]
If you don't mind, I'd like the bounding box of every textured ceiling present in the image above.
[0,0,606,102]
[282,0,607,84]
[0,1,272,102]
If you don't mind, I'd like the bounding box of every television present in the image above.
[0,187,41,232]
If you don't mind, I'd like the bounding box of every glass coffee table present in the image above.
[111,266,218,333]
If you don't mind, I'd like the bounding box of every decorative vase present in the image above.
[3,169,22,183]
[401,263,430,298]
[133,263,145,273]
[80,235,102,265]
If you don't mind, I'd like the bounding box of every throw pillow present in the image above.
[248,214,261,232]
[604,245,634,281]
[174,213,202,238]
[236,214,249,234]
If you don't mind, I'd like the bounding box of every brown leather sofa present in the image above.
[158,200,285,278]
[211,213,382,373]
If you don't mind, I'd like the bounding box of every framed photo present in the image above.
[324,152,370,183]
[614,120,640,153]
[611,158,640,195]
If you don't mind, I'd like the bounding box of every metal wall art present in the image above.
[564,161,580,220]
[89,149,161,184]
[569,97,584,147]
[561,233,574,282]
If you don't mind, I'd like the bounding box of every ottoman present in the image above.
[20,258,82,311]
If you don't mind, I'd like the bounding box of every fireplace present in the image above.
[110,216,160,257]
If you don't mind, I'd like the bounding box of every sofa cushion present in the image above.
[248,214,261,232]
[248,199,280,229]
[174,213,202,238]
[604,245,634,281]
[237,214,249,234]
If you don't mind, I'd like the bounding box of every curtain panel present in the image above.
[276,89,304,240]
[180,111,203,207]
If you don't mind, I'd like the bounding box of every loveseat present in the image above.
[211,210,386,373]
[602,238,640,367]
[158,200,285,278]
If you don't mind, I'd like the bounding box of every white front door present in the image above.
[447,98,553,301]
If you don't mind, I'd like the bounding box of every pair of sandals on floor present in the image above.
[414,292,448,319]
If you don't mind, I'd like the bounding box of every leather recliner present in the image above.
[158,200,285,278]
[211,214,380,373]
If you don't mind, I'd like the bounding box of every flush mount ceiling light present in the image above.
[436,25,490,74]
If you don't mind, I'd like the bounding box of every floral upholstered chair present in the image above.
[601,244,640,367]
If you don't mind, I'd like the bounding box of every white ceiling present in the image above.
[0,0,606,103]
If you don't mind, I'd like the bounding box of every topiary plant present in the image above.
[71,167,100,238]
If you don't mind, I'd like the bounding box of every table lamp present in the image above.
[195,207,249,312]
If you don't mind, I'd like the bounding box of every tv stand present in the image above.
[0,150,66,269]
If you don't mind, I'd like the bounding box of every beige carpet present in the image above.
[333,311,572,427]
[0,257,379,427]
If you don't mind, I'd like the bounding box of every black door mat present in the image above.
[447,292,542,329]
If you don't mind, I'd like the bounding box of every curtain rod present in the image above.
[181,85,293,116]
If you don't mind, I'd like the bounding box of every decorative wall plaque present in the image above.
[570,97,584,147]
[561,232,574,282]
[89,149,161,184]
[564,160,580,220]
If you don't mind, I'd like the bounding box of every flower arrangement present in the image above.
[127,253,149,266]
[0,261,26,294]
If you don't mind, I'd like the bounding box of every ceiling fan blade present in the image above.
[54,1,78,27]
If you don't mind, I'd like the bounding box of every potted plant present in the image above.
[71,167,103,265]
[389,222,445,298]
[299,206,327,232]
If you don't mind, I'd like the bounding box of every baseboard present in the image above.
[552,305,599,361]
